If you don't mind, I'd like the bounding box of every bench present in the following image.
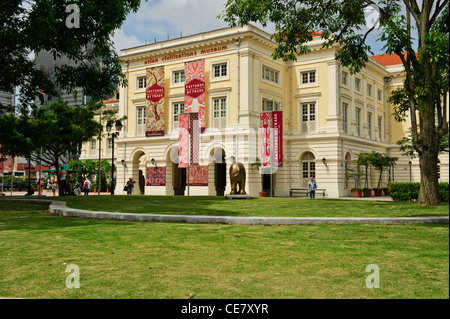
[290,188,326,197]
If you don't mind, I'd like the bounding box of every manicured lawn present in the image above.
[48,195,450,218]
[0,201,448,299]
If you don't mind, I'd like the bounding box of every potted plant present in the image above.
[382,187,389,196]
[347,167,365,198]
[368,151,398,196]
[356,152,373,197]
[351,188,363,197]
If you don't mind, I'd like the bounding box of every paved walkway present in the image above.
[1,193,448,225]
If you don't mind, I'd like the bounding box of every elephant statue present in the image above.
[229,161,246,195]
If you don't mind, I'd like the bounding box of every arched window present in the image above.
[302,152,316,180]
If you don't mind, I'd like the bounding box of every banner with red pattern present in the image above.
[272,111,283,167]
[259,112,271,167]
[146,167,166,186]
[259,111,283,168]
[0,150,13,173]
[184,59,205,131]
[145,67,165,136]
[187,166,208,186]
[178,113,200,168]
[178,113,189,168]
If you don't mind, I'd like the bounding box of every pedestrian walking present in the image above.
[126,178,135,195]
[59,166,67,196]
[83,177,91,196]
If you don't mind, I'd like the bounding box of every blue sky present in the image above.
[112,0,388,56]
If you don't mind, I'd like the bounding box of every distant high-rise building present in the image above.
[0,90,15,113]
[34,50,91,106]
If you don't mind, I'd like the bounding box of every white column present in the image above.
[326,61,340,133]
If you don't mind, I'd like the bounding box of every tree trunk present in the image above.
[418,150,440,205]
[417,96,441,206]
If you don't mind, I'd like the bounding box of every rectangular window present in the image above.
[262,98,282,112]
[213,98,227,118]
[377,89,383,101]
[212,97,227,129]
[137,107,146,136]
[301,71,316,84]
[342,71,348,86]
[172,102,185,129]
[367,84,372,97]
[368,112,372,138]
[356,108,361,136]
[355,78,361,92]
[342,103,348,133]
[137,77,146,90]
[91,139,96,151]
[173,70,185,84]
[378,116,383,140]
[262,66,280,84]
[301,102,316,133]
[213,63,227,79]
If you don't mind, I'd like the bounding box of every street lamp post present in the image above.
[409,160,412,182]
[106,120,122,195]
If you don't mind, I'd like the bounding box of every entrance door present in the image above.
[214,149,226,196]
[173,162,186,195]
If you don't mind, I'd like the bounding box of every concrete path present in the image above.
[1,196,448,225]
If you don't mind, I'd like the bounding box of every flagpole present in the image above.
[187,113,190,197]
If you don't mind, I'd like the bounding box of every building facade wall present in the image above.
[80,25,449,197]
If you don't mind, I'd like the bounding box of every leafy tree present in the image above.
[368,151,398,189]
[0,100,102,195]
[68,159,114,183]
[356,152,373,189]
[220,0,449,205]
[0,0,143,113]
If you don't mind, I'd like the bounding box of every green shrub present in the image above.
[439,182,449,202]
[389,182,420,201]
[389,182,449,202]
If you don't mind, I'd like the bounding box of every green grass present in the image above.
[0,201,448,299]
[46,195,450,218]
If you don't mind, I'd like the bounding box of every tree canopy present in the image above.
[0,0,143,113]
[220,0,449,205]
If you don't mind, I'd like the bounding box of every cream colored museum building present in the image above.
[80,24,448,197]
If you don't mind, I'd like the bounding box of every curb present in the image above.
[1,198,449,225]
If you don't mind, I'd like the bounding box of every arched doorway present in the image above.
[213,148,226,196]
[167,146,186,196]
[130,149,147,195]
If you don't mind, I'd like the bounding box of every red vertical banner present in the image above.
[178,112,200,168]
[178,113,189,168]
[189,112,200,167]
[146,67,165,136]
[259,112,271,167]
[184,59,205,132]
[272,111,283,167]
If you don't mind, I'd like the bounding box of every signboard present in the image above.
[145,67,165,136]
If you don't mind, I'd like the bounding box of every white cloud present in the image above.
[111,29,143,55]
[113,0,274,52]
